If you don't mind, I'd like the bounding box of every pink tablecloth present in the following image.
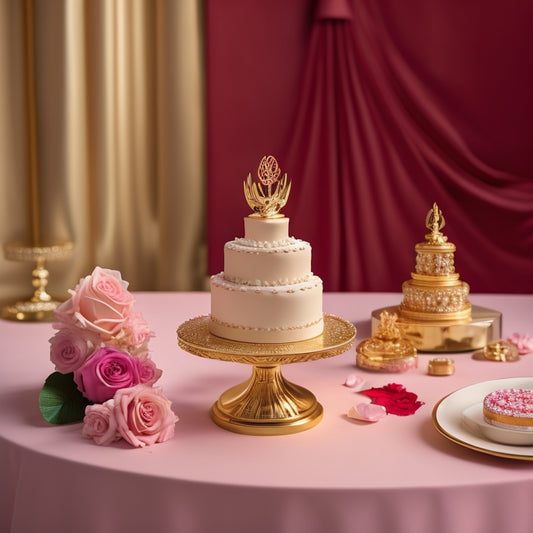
[2,292,533,533]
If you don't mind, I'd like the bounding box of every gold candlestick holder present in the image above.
[2,241,73,321]
[177,314,356,436]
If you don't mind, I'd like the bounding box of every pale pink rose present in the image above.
[114,384,178,447]
[82,400,121,446]
[123,311,154,347]
[138,357,163,386]
[69,267,135,339]
[74,346,144,403]
[507,333,533,355]
[49,326,102,373]
[53,298,77,327]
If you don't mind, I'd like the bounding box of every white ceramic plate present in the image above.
[432,377,533,460]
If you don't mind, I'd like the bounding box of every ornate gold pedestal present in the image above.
[177,314,356,435]
[2,242,73,321]
[371,305,501,353]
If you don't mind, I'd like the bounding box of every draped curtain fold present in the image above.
[0,0,206,305]
[281,0,533,293]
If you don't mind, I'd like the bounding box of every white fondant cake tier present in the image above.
[224,237,312,286]
[209,274,324,343]
[244,216,288,242]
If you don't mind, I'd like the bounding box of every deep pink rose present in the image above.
[66,267,135,339]
[360,383,424,416]
[82,400,121,446]
[74,346,144,403]
[49,326,102,373]
[114,384,178,447]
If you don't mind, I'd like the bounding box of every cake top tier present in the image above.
[243,155,292,218]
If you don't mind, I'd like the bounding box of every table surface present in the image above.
[2,291,533,533]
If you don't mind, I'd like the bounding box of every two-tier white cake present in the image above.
[209,156,324,343]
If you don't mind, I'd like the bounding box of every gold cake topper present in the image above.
[425,202,448,244]
[244,155,292,217]
[374,310,403,342]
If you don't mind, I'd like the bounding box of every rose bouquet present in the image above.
[39,267,178,447]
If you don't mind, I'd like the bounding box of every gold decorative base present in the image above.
[371,305,501,353]
[1,299,63,322]
[2,242,72,322]
[177,314,356,435]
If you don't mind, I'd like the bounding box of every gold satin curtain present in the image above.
[0,0,206,304]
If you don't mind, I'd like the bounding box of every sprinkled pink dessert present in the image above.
[483,388,533,431]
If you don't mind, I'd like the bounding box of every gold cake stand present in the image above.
[2,241,73,321]
[177,314,356,436]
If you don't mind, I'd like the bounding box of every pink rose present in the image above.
[67,267,135,339]
[114,384,178,447]
[139,357,163,385]
[82,400,121,445]
[74,346,144,403]
[507,333,533,355]
[49,326,102,373]
[123,311,154,347]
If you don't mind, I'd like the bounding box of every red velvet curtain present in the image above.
[207,0,533,293]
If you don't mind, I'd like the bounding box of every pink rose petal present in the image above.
[347,402,387,422]
[343,374,366,391]
[507,333,533,355]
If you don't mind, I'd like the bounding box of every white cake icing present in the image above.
[209,215,324,343]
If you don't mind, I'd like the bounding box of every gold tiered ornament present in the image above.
[177,156,356,435]
[2,241,73,321]
[371,203,501,352]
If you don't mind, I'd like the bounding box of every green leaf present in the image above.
[39,372,91,425]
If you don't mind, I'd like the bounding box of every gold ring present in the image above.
[482,341,519,362]
[428,358,455,376]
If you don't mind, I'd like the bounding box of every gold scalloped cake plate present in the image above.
[177,314,356,365]
[432,377,533,461]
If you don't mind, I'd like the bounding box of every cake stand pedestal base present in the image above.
[371,305,502,353]
[177,314,356,436]
[211,365,323,435]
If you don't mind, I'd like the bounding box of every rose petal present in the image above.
[347,403,386,422]
[343,374,366,391]
[507,333,533,355]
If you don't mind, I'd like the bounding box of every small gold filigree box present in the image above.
[428,358,455,376]
[357,311,417,372]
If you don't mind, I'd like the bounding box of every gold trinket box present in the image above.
[357,311,417,372]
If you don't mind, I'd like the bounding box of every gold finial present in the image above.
[425,202,447,244]
[374,311,402,341]
[243,155,292,217]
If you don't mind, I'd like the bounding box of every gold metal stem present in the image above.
[23,0,40,246]
[31,258,52,303]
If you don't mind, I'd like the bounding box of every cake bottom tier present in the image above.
[209,274,324,343]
